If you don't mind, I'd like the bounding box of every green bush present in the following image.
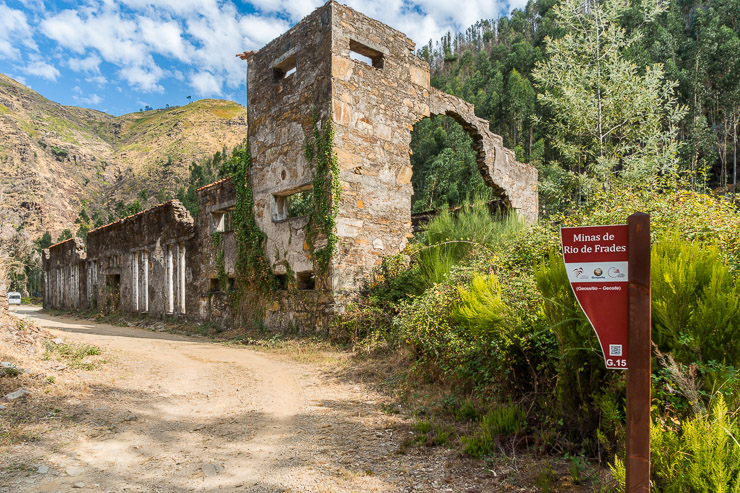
[451,273,508,337]
[652,234,740,365]
[50,146,68,159]
[417,202,524,286]
[564,188,740,272]
[461,402,526,458]
[612,395,740,492]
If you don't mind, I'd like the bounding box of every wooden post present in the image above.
[626,212,651,492]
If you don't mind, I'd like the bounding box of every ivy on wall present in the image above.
[304,114,341,276]
[223,114,340,328]
[229,144,275,300]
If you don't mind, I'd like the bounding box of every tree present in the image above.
[57,229,73,242]
[36,231,52,251]
[532,0,686,192]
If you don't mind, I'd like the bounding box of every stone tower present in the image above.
[244,1,538,320]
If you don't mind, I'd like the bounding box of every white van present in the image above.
[7,292,21,305]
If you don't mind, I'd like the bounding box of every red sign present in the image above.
[561,225,629,370]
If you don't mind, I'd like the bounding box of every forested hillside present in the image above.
[410,0,739,213]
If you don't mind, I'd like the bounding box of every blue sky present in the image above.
[0,0,524,116]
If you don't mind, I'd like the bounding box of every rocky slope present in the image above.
[0,74,247,242]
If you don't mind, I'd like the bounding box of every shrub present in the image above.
[451,273,508,337]
[612,395,740,492]
[417,202,524,286]
[50,146,68,159]
[461,402,526,457]
[564,187,740,272]
[652,233,740,365]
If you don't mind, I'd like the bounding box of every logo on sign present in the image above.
[573,267,589,279]
[593,268,603,276]
[608,267,626,279]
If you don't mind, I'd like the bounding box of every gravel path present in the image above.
[2,307,513,492]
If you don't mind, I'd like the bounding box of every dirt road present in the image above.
[2,308,498,492]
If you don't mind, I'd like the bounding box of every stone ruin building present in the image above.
[42,1,538,330]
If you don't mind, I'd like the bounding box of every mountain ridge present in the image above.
[0,73,247,242]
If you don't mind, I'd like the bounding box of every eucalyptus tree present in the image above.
[532,0,686,194]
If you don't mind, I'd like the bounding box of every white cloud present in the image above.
[191,70,221,96]
[19,0,515,101]
[67,54,102,73]
[23,60,60,81]
[86,75,108,86]
[248,0,321,22]
[0,4,37,59]
[138,16,190,61]
[119,65,164,92]
[74,93,103,105]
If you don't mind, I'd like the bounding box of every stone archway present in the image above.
[425,88,538,224]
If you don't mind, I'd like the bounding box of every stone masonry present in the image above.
[245,1,537,310]
[43,2,537,330]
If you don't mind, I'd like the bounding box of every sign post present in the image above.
[561,213,651,491]
[626,213,651,492]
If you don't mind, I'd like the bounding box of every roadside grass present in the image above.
[43,340,103,370]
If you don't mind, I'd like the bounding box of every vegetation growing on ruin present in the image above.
[304,114,341,276]
[227,143,275,303]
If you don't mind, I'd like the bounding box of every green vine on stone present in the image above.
[304,113,341,276]
[229,143,275,299]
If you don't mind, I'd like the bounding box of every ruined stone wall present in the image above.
[85,200,194,318]
[192,178,237,325]
[41,1,538,332]
[43,238,86,311]
[327,2,537,304]
[246,2,334,329]
[329,3,431,303]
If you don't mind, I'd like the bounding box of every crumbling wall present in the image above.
[246,2,335,329]
[327,2,538,305]
[192,178,237,324]
[43,238,86,310]
[41,1,539,332]
[85,200,194,317]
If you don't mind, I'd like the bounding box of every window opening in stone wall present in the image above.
[166,245,174,314]
[275,274,287,291]
[212,208,235,233]
[209,278,220,293]
[296,271,315,290]
[349,39,384,69]
[272,187,313,222]
[273,54,297,80]
[132,252,139,312]
[141,250,149,313]
[227,277,235,292]
[178,242,186,314]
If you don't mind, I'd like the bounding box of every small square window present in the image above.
[212,209,234,232]
[272,187,313,222]
[350,40,384,69]
[275,274,288,291]
[296,271,315,291]
[209,278,220,293]
[274,54,297,80]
